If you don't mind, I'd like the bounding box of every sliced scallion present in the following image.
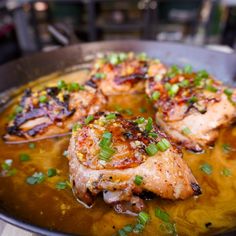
[134,175,143,186]
[145,143,158,156]
[156,138,171,152]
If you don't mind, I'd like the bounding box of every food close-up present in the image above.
[1,48,236,236]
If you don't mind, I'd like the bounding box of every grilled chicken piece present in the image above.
[68,112,201,214]
[146,65,236,151]
[86,52,167,96]
[3,83,106,143]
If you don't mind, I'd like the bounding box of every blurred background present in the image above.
[0,0,236,65]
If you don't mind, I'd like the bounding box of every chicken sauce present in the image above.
[0,69,236,236]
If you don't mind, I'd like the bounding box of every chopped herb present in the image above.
[7,169,17,176]
[99,131,112,147]
[197,70,209,79]
[206,85,218,93]
[85,115,94,124]
[155,208,170,223]
[63,150,68,157]
[156,138,171,152]
[124,108,133,116]
[184,65,192,74]
[165,82,171,90]
[138,211,150,225]
[134,175,143,185]
[188,96,198,104]
[19,153,30,162]
[145,117,153,132]
[182,127,191,135]
[99,146,115,161]
[167,65,182,78]
[28,143,36,149]
[119,53,128,61]
[94,73,106,79]
[135,117,145,124]
[56,181,68,190]
[1,160,12,170]
[57,80,66,89]
[145,143,158,156]
[168,84,179,97]
[117,229,126,236]
[160,222,177,236]
[68,82,80,91]
[200,163,213,175]
[148,132,158,138]
[122,224,133,233]
[109,54,120,65]
[72,123,82,132]
[47,168,57,177]
[222,143,231,153]
[133,223,144,234]
[15,106,23,114]
[152,91,160,101]
[105,113,117,120]
[26,172,45,185]
[224,88,233,96]
[39,95,47,103]
[139,107,147,113]
[179,79,190,87]
[221,168,232,177]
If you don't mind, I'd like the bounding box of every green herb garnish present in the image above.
[168,84,179,97]
[139,107,147,113]
[222,143,231,153]
[182,127,191,135]
[184,65,192,74]
[26,172,45,185]
[94,73,106,79]
[188,96,198,104]
[224,88,233,96]
[145,143,158,156]
[206,85,218,93]
[19,153,30,162]
[39,95,47,103]
[28,143,36,149]
[134,175,143,186]
[221,168,232,177]
[47,168,57,177]
[200,163,213,175]
[56,181,68,190]
[179,79,190,87]
[138,211,150,225]
[15,106,23,114]
[156,138,171,152]
[105,113,117,120]
[85,115,94,125]
[155,207,170,222]
[145,117,153,132]
[57,80,66,89]
[136,117,145,124]
[152,91,160,101]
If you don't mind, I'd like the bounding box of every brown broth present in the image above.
[0,69,236,236]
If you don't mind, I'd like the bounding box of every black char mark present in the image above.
[191,182,202,195]
[85,79,98,89]
[114,73,145,85]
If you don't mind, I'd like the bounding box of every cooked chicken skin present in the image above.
[68,112,201,214]
[86,52,167,96]
[3,83,106,143]
[146,66,236,151]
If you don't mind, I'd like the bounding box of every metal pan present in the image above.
[0,40,236,236]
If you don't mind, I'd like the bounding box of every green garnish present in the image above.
[137,52,147,61]
[68,82,80,91]
[57,80,67,89]
[155,207,177,236]
[224,88,233,96]
[168,84,179,97]
[148,132,158,138]
[156,138,171,152]
[19,153,30,162]
[47,168,57,177]
[105,113,117,120]
[99,146,115,161]
[188,96,198,104]
[1,160,12,170]
[124,108,133,116]
[139,107,147,113]
[135,117,145,124]
[94,73,106,79]
[206,85,218,93]
[222,143,231,153]
[194,70,209,86]
[184,65,192,74]
[63,150,68,157]
[15,106,23,114]
[109,54,120,65]
[165,82,171,90]
[26,172,45,185]
[182,127,191,135]
[179,79,190,87]
[133,223,144,234]
[119,52,128,61]
[221,168,232,177]
[72,123,82,132]
[57,80,66,89]
[167,65,182,78]
[155,207,170,222]
[145,143,158,156]
[145,117,153,132]
[99,131,112,147]
[134,175,143,186]
[85,115,94,124]
[39,95,47,103]
[56,181,68,190]
[138,211,150,225]
[200,163,213,175]
[152,91,160,101]
[28,143,36,149]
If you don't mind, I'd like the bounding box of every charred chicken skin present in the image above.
[68,112,201,214]
[86,52,167,96]
[3,82,106,143]
[146,65,236,152]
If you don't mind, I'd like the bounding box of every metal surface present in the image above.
[0,40,236,235]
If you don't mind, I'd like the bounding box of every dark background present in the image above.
[0,0,235,65]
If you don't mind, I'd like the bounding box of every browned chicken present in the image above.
[3,82,106,143]
[86,52,167,96]
[68,112,201,214]
[146,65,236,152]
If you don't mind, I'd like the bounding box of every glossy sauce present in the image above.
[0,69,236,235]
